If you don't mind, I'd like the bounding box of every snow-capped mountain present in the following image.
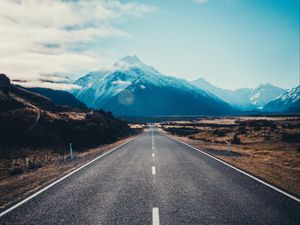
[249,84,286,108]
[72,55,235,116]
[192,78,285,110]
[263,86,300,112]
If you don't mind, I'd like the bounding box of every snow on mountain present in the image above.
[192,78,285,110]
[263,86,300,112]
[192,78,251,109]
[72,55,235,116]
[282,86,300,103]
[113,55,161,75]
[74,55,213,106]
[249,84,286,108]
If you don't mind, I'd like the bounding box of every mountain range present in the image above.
[192,78,286,110]
[72,55,235,116]
[263,86,300,112]
[4,55,297,117]
[71,55,299,116]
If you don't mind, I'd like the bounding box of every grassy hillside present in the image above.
[0,74,134,159]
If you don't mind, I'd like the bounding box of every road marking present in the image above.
[152,146,155,150]
[151,128,154,146]
[169,135,300,203]
[0,135,142,217]
[152,166,156,175]
[152,153,155,157]
[152,207,160,225]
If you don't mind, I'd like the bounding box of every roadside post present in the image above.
[69,142,73,160]
[227,141,231,154]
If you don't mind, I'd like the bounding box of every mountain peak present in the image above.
[256,83,275,89]
[114,55,144,68]
[118,55,142,65]
[113,55,160,75]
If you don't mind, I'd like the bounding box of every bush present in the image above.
[213,129,226,137]
[264,135,271,141]
[28,161,42,170]
[231,135,241,144]
[9,167,24,176]
[238,126,247,134]
[254,126,261,131]
[281,133,300,143]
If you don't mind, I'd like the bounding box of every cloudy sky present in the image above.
[0,0,299,90]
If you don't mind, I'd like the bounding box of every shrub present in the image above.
[9,167,24,176]
[231,135,241,144]
[213,129,225,137]
[264,135,271,141]
[254,126,261,131]
[281,133,300,143]
[28,160,43,170]
[238,126,247,134]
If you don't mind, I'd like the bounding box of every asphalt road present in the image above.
[1,128,299,225]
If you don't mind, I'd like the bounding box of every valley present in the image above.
[0,1,299,224]
[1,71,299,223]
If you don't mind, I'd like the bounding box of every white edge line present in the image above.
[0,135,141,217]
[152,166,156,175]
[152,153,155,157]
[167,134,300,203]
[152,207,160,225]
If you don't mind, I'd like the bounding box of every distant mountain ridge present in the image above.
[192,78,286,110]
[73,55,236,116]
[26,87,87,109]
[263,86,300,113]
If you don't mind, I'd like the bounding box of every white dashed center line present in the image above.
[152,166,156,175]
[151,129,159,224]
[152,207,160,225]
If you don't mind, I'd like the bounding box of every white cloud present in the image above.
[0,0,155,89]
[13,80,81,91]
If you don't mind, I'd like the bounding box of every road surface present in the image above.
[0,128,299,225]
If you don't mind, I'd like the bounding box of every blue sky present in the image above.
[104,0,300,89]
[0,0,299,90]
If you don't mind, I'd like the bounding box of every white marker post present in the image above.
[227,141,231,154]
[69,142,73,160]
